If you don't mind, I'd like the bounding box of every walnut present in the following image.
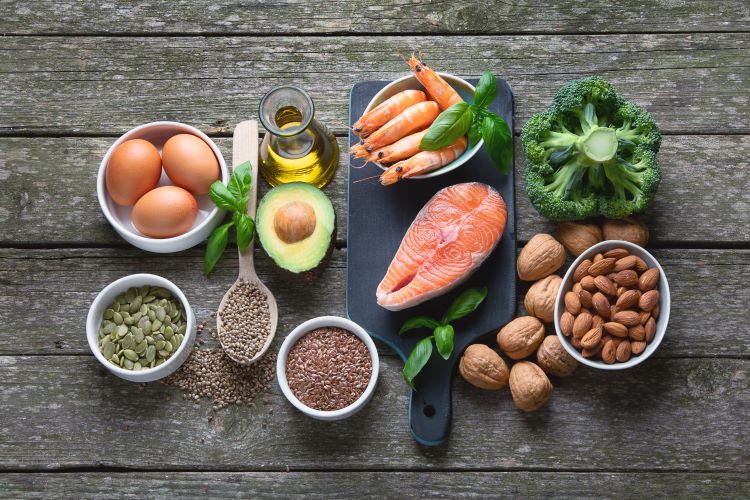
[602,218,649,246]
[524,275,563,323]
[516,234,566,281]
[497,316,545,360]
[556,221,603,256]
[458,344,509,390]
[509,361,553,412]
[536,335,578,377]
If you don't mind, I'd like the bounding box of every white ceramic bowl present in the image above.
[277,316,379,421]
[363,73,483,179]
[97,121,229,253]
[554,240,670,370]
[86,273,196,382]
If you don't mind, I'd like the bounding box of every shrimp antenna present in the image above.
[396,49,409,65]
[353,173,382,184]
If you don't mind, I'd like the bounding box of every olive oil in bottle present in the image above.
[258,86,339,188]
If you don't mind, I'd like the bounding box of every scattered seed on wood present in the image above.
[286,327,372,411]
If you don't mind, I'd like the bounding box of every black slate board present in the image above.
[346,79,516,446]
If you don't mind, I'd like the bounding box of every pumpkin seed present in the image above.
[112,302,120,312]
[103,322,115,334]
[133,362,141,370]
[146,346,156,362]
[120,333,134,349]
[143,294,156,304]
[124,316,135,326]
[116,325,128,338]
[135,340,148,354]
[113,312,123,325]
[123,349,138,361]
[124,359,134,370]
[103,309,114,320]
[119,356,125,367]
[134,329,145,344]
[155,340,166,351]
[146,335,155,344]
[139,304,148,314]
[153,287,171,298]
[177,324,187,336]
[156,307,166,322]
[169,336,180,351]
[151,319,162,332]
[155,359,165,366]
[141,319,152,334]
[148,310,156,321]
[163,326,174,340]
[158,350,170,358]
[126,287,137,302]
[102,341,116,358]
[139,285,150,297]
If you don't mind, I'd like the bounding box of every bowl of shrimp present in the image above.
[350,54,483,185]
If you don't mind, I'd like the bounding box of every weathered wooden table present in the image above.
[1,1,748,497]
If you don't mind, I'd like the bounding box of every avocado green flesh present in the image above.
[256,182,335,274]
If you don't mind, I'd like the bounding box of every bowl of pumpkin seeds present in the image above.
[87,273,196,382]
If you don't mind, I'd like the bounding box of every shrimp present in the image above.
[380,136,467,186]
[352,89,426,138]
[407,54,463,111]
[367,129,428,164]
[350,101,439,158]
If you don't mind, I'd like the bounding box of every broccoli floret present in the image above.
[521,76,662,221]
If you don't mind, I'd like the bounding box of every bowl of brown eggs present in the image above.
[96,121,229,253]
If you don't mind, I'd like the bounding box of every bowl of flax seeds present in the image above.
[277,316,379,421]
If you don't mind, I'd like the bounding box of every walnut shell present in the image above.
[536,335,578,377]
[517,234,566,281]
[524,275,563,323]
[497,316,545,360]
[602,218,650,246]
[509,361,553,412]
[556,221,603,256]
[459,344,509,390]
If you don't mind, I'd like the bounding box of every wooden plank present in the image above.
[0,34,748,135]
[1,135,748,246]
[0,355,746,470]
[1,472,748,498]
[0,248,747,357]
[2,0,749,35]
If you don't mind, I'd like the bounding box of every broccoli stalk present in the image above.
[521,77,662,221]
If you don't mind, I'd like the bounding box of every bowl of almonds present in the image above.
[554,240,670,369]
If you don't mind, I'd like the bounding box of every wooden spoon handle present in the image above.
[232,120,259,281]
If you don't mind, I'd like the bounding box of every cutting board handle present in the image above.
[408,357,457,446]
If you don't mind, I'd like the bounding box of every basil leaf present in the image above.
[441,287,488,324]
[233,212,255,252]
[482,113,513,175]
[403,336,433,390]
[468,119,483,148]
[229,161,252,200]
[399,316,440,334]
[474,71,497,109]
[204,222,232,275]
[420,102,473,151]
[433,324,455,360]
[208,181,237,211]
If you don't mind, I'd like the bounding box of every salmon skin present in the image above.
[376,182,507,311]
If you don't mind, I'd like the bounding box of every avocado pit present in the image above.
[274,201,317,244]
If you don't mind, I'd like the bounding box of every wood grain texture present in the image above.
[0,355,746,470]
[1,34,748,135]
[0,248,747,357]
[1,135,748,246]
[1,472,748,498]
[2,0,749,35]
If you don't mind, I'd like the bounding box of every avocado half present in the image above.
[256,182,336,274]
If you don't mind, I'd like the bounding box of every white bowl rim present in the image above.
[86,273,194,377]
[277,315,380,419]
[554,240,671,370]
[363,72,483,179]
[96,121,229,246]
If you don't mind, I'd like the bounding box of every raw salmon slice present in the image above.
[376,182,507,311]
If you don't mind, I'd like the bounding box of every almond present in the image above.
[613,310,641,327]
[573,259,592,282]
[580,275,596,292]
[604,321,628,338]
[560,311,575,336]
[616,286,627,297]
[616,340,632,362]
[577,289,593,309]
[631,340,647,355]
[588,258,616,276]
[639,268,660,291]
[628,324,646,341]
[572,282,582,294]
[610,304,619,316]
[640,311,651,325]
[634,256,649,273]
[570,335,583,349]
[593,253,603,263]
[645,317,656,342]
[572,311,593,338]
[613,270,639,287]
[564,291,581,315]
[604,247,630,259]
[652,304,660,319]
[592,292,611,318]
[581,327,602,349]
[592,314,605,328]
[581,347,601,358]
[639,290,659,311]
[594,275,617,297]
[601,339,616,364]
[616,289,641,309]
[613,255,637,272]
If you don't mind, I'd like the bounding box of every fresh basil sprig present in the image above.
[400,287,488,389]
[420,71,512,174]
[203,161,256,275]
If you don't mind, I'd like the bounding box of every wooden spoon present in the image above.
[216,120,278,365]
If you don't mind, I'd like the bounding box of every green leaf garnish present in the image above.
[473,71,497,109]
[399,316,440,334]
[403,336,433,390]
[441,287,488,324]
[482,114,512,175]
[433,324,455,360]
[209,181,237,211]
[420,101,473,151]
[233,212,255,252]
[204,222,232,275]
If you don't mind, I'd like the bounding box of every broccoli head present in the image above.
[521,76,662,221]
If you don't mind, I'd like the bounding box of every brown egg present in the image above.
[162,134,220,195]
[105,139,162,206]
[132,186,198,238]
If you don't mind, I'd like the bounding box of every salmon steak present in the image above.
[376,182,507,311]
